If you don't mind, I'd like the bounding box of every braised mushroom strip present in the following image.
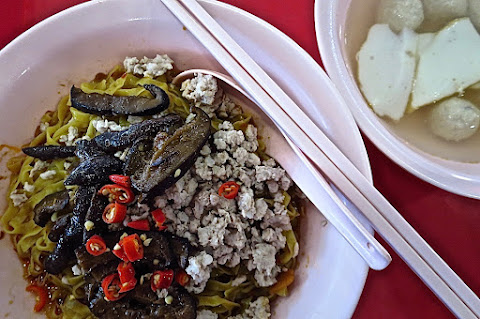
[70,84,170,116]
[125,106,211,194]
[33,189,71,227]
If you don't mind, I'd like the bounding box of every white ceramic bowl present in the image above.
[315,0,480,199]
[0,0,372,318]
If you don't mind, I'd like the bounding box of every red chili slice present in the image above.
[101,273,125,301]
[151,269,174,291]
[102,202,127,224]
[122,234,144,262]
[109,174,131,188]
[127,219,150,231]
[99,184,134,204]
[85,235,107,256]
[175,269,190,286]
[119,278,137,293]
[218,181,240,199]
[112,242,128,262]
[26,285,48,312]
[151,209,167,231]
[117,261,136,284]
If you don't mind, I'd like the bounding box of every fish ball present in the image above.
[469,0,480,32]
[376,0,424,33]
[422,0,467,29]
[429,97,480,142]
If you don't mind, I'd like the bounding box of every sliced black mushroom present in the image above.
[22,145,76,160]
[89,283,196,319]
[125,107,210,194]
[33,189,71,227]
[168,235,192,269]
[44,186,96,274]
[70,84,170,116]
[75,245,117,275]
[48,213,71,242]
[135,232,175,273]
[129,280,164,305]
[82,193,110,242]
[22,115,183,162]
[64,155,124,186]
[75,232,124,277]
[76,246,119,282]
[74,139,108,161]
[91,114,183,153]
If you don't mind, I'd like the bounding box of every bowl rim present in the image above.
[315,0,480,199]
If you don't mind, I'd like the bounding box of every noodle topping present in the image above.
[1,55,303,319]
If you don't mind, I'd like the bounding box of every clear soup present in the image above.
[345,0,480,163]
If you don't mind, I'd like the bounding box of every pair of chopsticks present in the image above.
[160,0,480,317]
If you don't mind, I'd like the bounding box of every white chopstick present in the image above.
[160,0,480,317]
[283,136,392,270]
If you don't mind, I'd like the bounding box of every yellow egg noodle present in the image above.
[0,65,301,318]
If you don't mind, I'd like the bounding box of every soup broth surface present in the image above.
[345,0,480,163]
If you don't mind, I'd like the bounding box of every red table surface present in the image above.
[1,0,479,318]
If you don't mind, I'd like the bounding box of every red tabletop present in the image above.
[1,0,479,318]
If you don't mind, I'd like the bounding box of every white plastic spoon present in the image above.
[173,69,392,270]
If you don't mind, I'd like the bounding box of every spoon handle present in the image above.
[284,136,391,270]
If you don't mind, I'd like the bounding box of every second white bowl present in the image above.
[315,0,480,199]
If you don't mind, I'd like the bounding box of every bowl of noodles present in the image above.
[0,0,373,318]
[316,0,480,199]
